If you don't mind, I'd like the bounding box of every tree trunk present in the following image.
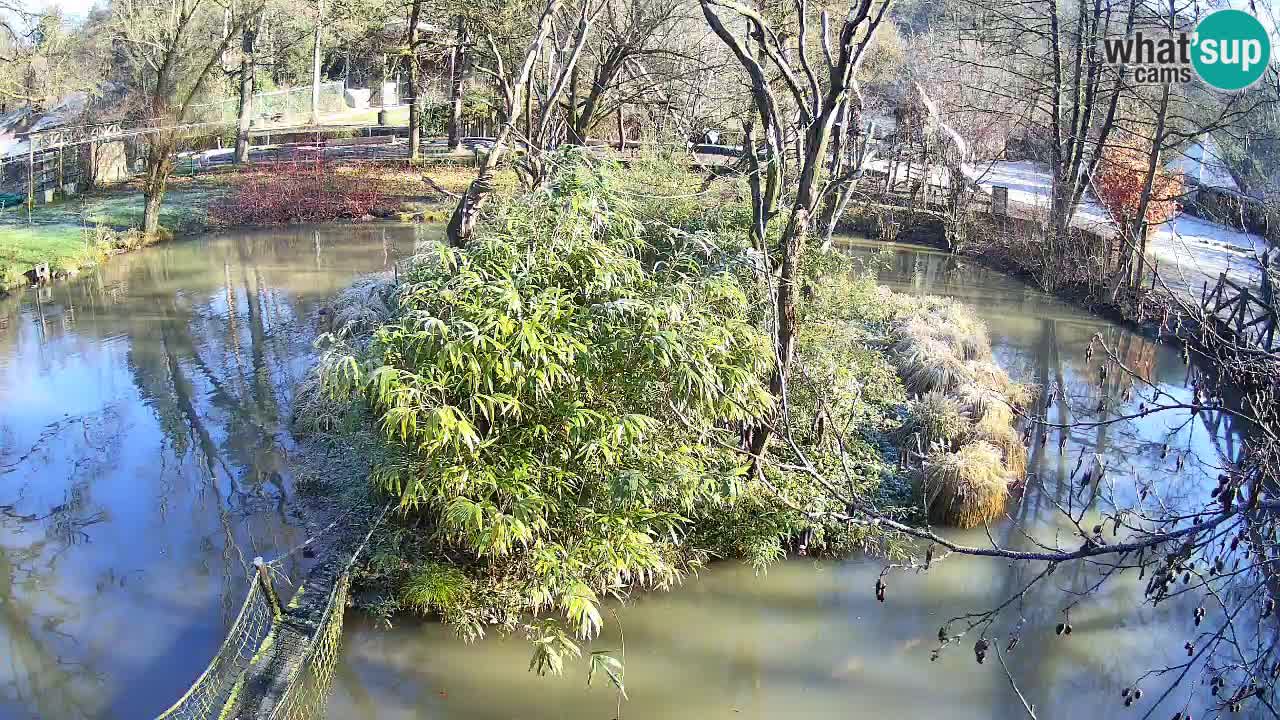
[235,16,258,164]
[310,0,324,124]
[616,103,624,151]
[446,0,562,246]
[447,15,467,152]
[142,136,175,237]
[566,64,581,144]
[407,0,424,160]
[570,56,623,144]
[1128,82,1171,290]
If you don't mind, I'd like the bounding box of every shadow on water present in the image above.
[0,223,426,719]
[325,237,1249,720]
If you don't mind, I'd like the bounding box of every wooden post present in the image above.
[1236,288,1250,333]
[27,144,35,220]
[616,104,625,153]
[254,556,282,616]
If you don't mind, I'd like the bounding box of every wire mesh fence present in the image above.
[150,567,352,720]
[188,82,349,127]
[268,573,352,720]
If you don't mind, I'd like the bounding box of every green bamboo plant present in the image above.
[322,155,778,672]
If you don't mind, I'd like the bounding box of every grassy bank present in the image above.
[0,161,497,293]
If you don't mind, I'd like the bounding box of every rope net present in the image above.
[269,573,351,720]
[154,579,275,720]
[153,569,351,720]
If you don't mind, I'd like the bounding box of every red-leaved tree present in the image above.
[1094,143,1185,287]
[1095,143,1184,228]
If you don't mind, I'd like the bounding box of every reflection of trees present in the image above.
[0,226,411,719]
[0,520,106,720]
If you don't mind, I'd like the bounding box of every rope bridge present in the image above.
[155,505,387,720]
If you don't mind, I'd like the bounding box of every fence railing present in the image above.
[154,575,277,720]
[1201,272,1279,351]
[152,559,351,720]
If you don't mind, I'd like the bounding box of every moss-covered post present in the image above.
[254,556,282,617]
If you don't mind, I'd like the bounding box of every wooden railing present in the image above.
[1201,272,1279,351]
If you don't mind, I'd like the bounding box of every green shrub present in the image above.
[322,153,776,655]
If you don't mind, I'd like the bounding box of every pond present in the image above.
[0,230,1242,719]
[0,224,422,720]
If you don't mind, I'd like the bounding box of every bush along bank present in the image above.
[291,153,1029,679]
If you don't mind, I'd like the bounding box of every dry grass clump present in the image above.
[954,383,1012,427]
[916,441,1010,528]
[330,273,397,339]
[901,299,993,361]
[895,332,973,395]
[292,372,349,436]
[904,391,968,450]
[890,295,1034,525]
[973,415,1027,480]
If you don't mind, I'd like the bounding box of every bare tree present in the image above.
[444,0,569,245]
[447,14,469,151]
[700,0,892,464]
[564,0,678,144]
[112,0,260,236]
[234,7,263,164]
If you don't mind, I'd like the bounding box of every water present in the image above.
[0,224,423,720]
[0,231,1246,719]
[327,238,1247,720]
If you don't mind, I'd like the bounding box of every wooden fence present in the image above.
[1201,272,1279,351]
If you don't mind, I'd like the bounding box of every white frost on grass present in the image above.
[963,159,1115,234]
[1146,214,1268,301]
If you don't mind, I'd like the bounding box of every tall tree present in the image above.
[700,0,892,465]
[234,8,262,164]
[565,0,678,144]
[112,0,260,236]
[446,14,469,151]
[445,0,599,245]
[406,0,425,158]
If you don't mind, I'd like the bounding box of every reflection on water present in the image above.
[0,224,422,720]
[329,238,1245,720]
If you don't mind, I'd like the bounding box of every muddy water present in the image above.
[328,239,1245,720]
[0,224,423,720]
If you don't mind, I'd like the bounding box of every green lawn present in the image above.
[0,185,223,290]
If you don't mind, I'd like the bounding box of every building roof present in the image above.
[1168,139,1241,193]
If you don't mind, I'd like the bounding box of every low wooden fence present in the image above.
[1201,272,1279,351]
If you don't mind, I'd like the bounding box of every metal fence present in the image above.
[189,82,349,127]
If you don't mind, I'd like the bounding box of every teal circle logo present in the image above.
[1192,9,1271,91]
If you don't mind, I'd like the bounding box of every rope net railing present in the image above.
[156,502,390,720]
[154,577,276,720]
[267,573,352,720]
[152,563,352,720]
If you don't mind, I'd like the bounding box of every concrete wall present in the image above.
[91,140,130,187]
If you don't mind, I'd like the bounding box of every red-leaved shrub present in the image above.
[211,159,390,226]
[1095,144,1184,228]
